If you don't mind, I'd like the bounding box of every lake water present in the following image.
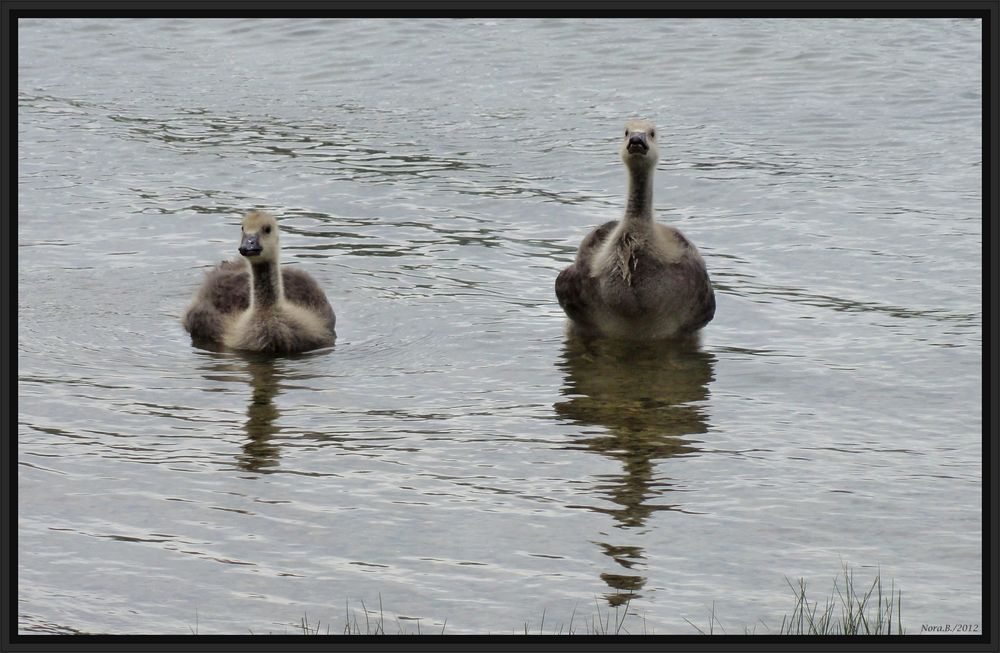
[17,18,983,635]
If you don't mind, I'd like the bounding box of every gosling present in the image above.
[555,120,715,340]
[182,210,336,353]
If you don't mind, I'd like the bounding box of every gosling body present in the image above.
[183,210,336,353]
[556,120,715,340]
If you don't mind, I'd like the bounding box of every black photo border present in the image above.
[1,2,996,652]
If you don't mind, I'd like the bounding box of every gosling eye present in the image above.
[650,130,656,139]
[264,226,272,234]
[625,129,630,137]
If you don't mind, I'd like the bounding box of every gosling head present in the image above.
[620,119,659,171]
[238,210,280,263]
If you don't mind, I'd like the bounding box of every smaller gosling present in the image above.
[182,210,336,353]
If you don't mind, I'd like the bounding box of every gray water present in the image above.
[17,18,982,635]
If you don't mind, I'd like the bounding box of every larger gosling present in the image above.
[183,210,336,353]
[555,120,715,340]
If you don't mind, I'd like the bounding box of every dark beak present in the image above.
[239,233,262,257]
[626,132,649,154]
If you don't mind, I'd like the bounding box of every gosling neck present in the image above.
[623,162,655,224]
[248,258,282,309]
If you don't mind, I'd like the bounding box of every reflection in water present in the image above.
[554,335,715,606]
[237,357,283,472]
[196,352,297,473]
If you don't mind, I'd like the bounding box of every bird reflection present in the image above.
[237,356,283,472]
[196,349,287,472]
[554,334,715,606]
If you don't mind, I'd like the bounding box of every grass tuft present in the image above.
[684,564,905,635]
[778,564,904,635]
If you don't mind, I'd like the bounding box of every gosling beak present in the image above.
[239,233,263,257]
[626,132,649,155]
